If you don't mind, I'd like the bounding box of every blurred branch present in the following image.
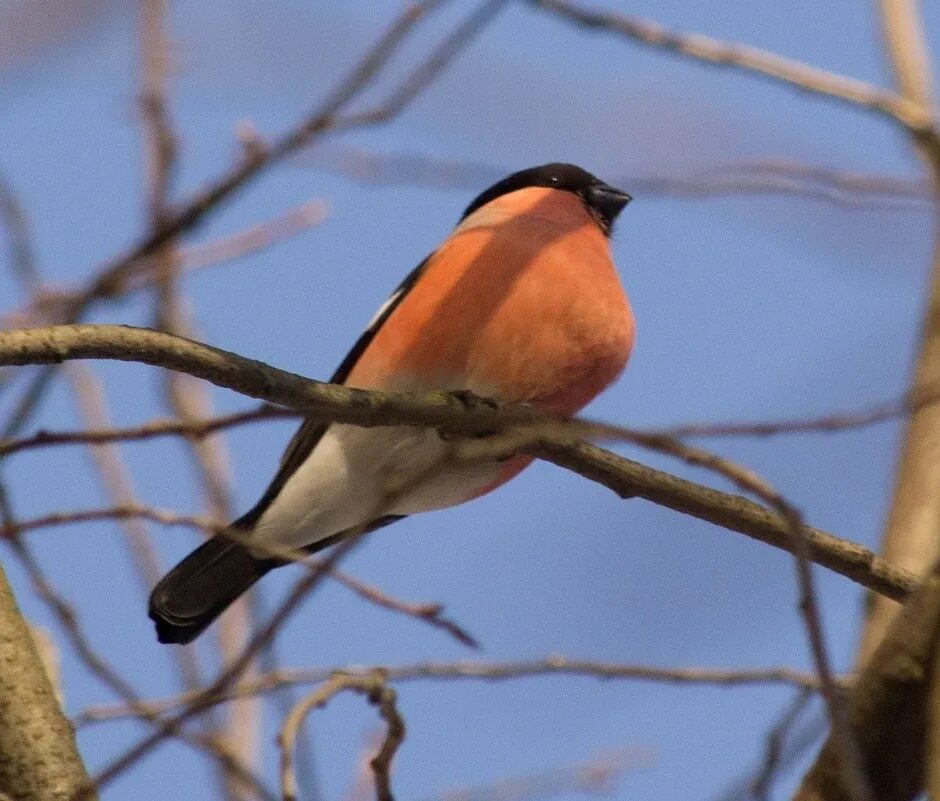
[1,500,478,649]
[856,0,940,667]
[715,691,820,801]
[530,0,931,131]
[278,671,404,801]
[64,361,210,697]
[78,656,835,725]
[0,171,39,294]
[1,200,330,330]
[0,323,917,603]
[0,403,294,458]
[0,0,507,441]
[304,145,934,210]
[177,198,330,273]
[427,746,655,801]
[656,384,940,439]
[65,366,164,597]
[880,0,934,111]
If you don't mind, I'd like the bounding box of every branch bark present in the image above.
[856,0,940,668]
[531,0,930,130]
[0,564,95,801]
[0,324,917,602]
[794,558,940,801]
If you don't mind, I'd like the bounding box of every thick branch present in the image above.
[537,442,913,601]
[0,324,916,602]
[795,558,940,801]
[0,564,95,800]
[857,0,940,667]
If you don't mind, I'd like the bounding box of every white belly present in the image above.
[251,423,501,550]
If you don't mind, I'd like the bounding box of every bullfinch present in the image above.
[149,163,635,644]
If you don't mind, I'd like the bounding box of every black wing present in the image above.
[234,256,431,529]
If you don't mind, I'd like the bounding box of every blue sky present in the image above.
[1,1,938,799]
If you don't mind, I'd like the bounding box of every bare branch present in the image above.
[536,441,913,601]
[76,531,367,800]
[278,672,405,801]
[6,536,277,801]
[715,691,818,801]
[0,557,95,801]
[329,569,479,649]
[880,0,934,111]
[530,0,931,130]
[1,200,330,331]
[78,657,837,725]
[0,323,916,602]
[795,557,940,801]
[656,384,940,439]
[1,499,478,649]
[429,746,656,801]
[0,0,506,442]
[304,144,934,209]
[538,436,869,800]
[857,0,940,666]
[0,503,216,538]
[176,199,329,273]
[0,404,294,459]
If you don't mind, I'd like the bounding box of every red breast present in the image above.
[346,186,635,416]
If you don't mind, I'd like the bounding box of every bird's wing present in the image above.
[233,256,431,529]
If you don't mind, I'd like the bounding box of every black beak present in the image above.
[585,183,632,223]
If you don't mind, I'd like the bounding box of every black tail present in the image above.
[148,535,276,645]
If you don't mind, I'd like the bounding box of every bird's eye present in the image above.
[550,175,559,183]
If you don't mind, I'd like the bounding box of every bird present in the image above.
[149,163,635,644]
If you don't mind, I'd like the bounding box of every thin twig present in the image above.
[329,569,479,649]
[1,500,479,649]
[278,672,405,801]
[531,0,930,130]
[713,691,818,801]
[0,404,294,459]
[4,378,938,462]
[428,746,656,801]
[655,385,940,439]
[73,531,368,800]
[76,657,836,725]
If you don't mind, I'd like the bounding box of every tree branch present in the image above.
[531,0,931,131]
[856,0,940,667]
[0,323,916,603]
[0,562,96,800]
[794,557,940,801]
[76,656,834,725]
[278,672,405,801]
